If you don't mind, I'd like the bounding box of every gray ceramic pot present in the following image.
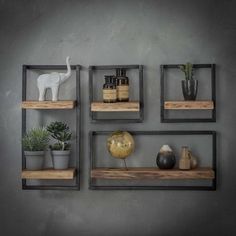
[24,151,45,170]
[52,150,70,169]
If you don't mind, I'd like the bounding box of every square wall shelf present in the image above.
[89,65,144,123]
[21,64,81,190]
[160,64,216,123]
[89,130,217,190]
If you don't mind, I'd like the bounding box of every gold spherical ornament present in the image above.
[107,131,135,159]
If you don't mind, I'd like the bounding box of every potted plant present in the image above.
[179,62,198,100]
[22,127,49,170]
[47,121,72,170]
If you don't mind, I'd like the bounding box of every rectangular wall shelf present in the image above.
[91,101,140,112]
[22,64,81,190]
[164,101,214,110]
[91,167,215,180]
[22,100,76,109]
[90,130,217,190]
[89,64,143,123]
[22,168,76,180]
[160,64,216,122]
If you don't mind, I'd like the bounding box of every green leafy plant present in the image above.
[22,128,49,151]
[47,121,72,151]
[179,62,194,80]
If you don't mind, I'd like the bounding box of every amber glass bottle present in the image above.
[103,75,117,103]
[116,68,129,102]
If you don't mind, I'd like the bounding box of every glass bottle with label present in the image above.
[103,75,117,103]
[116,68,129,102]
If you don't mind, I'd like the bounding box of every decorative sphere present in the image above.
[107,131,135,159]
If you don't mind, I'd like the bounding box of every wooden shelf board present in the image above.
[91,167,215,180]
[164,101,214,110]
[91,101,140,112]
[21,168,76,180]
[22,100,76,109]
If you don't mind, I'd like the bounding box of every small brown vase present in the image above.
[179,146,191,170]
[189,151,198,169]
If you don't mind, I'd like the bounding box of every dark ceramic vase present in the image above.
[181,79,198,101]
[156,145,176,169]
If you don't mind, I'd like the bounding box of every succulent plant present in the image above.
[22,128,49,151]
[179,62,194,80]
[47,121,72,150]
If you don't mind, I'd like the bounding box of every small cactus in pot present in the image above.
[47,121,72,170]
[179,62,198,100]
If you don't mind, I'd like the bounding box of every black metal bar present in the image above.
[89,131,94,188]
[90,65,140,70]
[162,64,212,69]
[160,65,164,123]
[91,119,143,124]
[89,130,216,190]
[89,67,94,122]
[22,65,27,188]
[90,185,216,191]
[211,64,216,122]
[22,185,79,191]
[162,118,216,123]
[91,130,215,135]
[75,65,80,190]
[212,131,217,190]
[139,65,144,122]
[25,65,78,70]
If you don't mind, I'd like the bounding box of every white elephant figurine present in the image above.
[37,56,71,101]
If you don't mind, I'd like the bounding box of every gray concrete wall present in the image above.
[0,0,236,235]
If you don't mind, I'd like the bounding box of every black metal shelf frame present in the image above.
[89,130,217,190]
[160,64,216,123]
[89,65,144,123]
[22,65,81,190]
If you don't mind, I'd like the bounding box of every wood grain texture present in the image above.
[91,101,140,112]
[21,168,76,179]
[22,100,76,109]
[91,167,215,180]
[164,101,214,110]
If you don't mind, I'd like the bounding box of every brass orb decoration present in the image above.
[107,131,135,159]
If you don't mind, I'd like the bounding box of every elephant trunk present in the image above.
[64,56,71,79]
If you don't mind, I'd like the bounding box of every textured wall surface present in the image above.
[0,0,236,235]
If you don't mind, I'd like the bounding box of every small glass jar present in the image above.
[103,75,117,103]
[116,68,129,102]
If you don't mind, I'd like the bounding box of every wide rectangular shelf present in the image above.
[164,101,214,110]
[21,168,76,180]
[91,167,215,180]
[22,100,76,109]
[91,101,140,112]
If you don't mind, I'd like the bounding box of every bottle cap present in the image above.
[104,75,116,84]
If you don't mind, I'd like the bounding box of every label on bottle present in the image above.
[117,85,129,99]
[103,89,117,101]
